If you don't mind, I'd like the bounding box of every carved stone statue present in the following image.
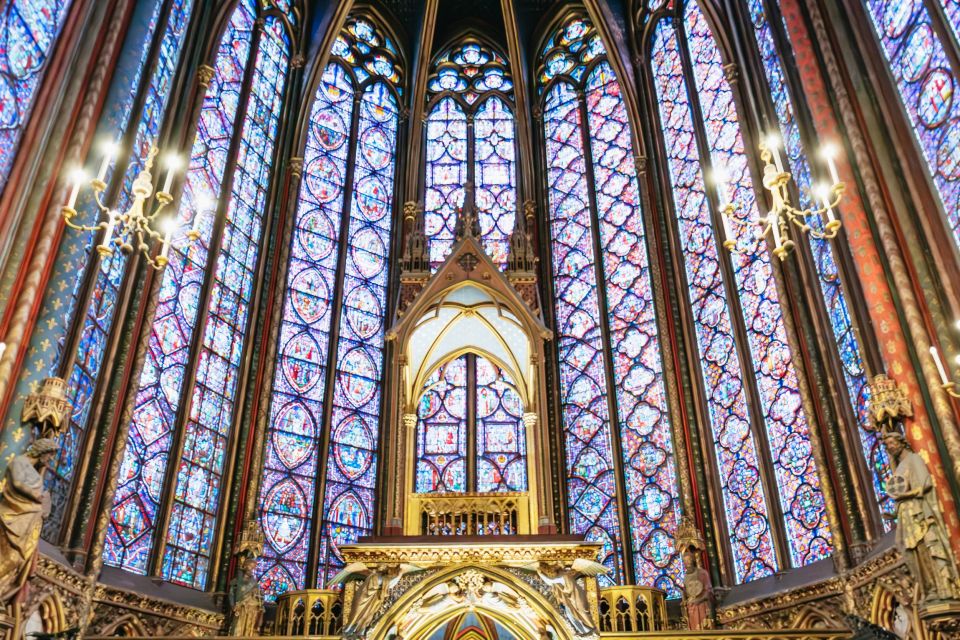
[0,438,57,607]
[676,516,715,630]
[883,431,960,604]
[523,560,606,638]
[681,547,715,630]
[331,563,425,639]
[227,555,263,635]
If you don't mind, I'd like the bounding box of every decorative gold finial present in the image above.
[866,373,912,432]
[236,519,265,560]
[21,376,71,438]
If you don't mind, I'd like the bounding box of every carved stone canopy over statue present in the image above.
[882,428,960,606]
[0,438,57,608]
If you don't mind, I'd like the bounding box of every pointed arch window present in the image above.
[745,0,892,523]
[256,14,402,599]
[537,14,682,594]
[415,354,527,497]
[103,0,296,590]
[41,0,197,541]
[648,0,831,583]
[0,0,76,195]
[424,39,517,269]
[863,1,960,253]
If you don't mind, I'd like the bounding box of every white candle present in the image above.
[102,210,117,247]
[162,167,176,195]
[160,217,176,260]
[815,183,835,223]
[722,211,735,244]
[67,169,86,209]
[96,143,116,183]
[822,144,841,186]
[714,170,729,208]
[770,212,782,248]
[931,345,949,385]
[766,134,784,173]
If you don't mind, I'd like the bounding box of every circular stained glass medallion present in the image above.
[917,68,954,128]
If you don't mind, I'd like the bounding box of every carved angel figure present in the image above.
[331,562,425,639]
[0,438,57,607]
[520,559,607,637]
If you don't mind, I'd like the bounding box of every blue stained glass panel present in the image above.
[684,0,832,569]
[256,62,353,600]
[543,79,624,585]
[424,97,467,269]
[865,0,960,252]
[585,61,681,596]
[0,0,74,194]
[651,20,777,582]
[317,80,398,586]
[746,0,892,523]
[417,358,468,493]
[161,14,290,589]
[104,0,256,577]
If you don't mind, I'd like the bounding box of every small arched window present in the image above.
[415,354,527,495]
[103,0,296,590]
[648,0,831,583]
[538,13,682,593]
[424,39,517,269]
[256,14,403,598]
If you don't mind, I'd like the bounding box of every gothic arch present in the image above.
[364,565,575,640]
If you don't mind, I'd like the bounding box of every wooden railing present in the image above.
[274,589,342,637]
[599,585,668,633]
[406,492,531,535]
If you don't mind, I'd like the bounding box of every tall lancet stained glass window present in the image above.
[256,15,402,599]
[425,39,517,269]
[648,0,831,584]
[44,0,195,541]
[0,0,75,195]
[864,1,960,254]
[103,0,294,590]
[746,0,892,523]
[538,14,682,595]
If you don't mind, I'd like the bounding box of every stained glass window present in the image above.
[746,0,892,523]
[539,14,681,594]
[425,40,516,269]
[104,0,293,590]
[414,354,527,496]
[864,0,960,252]
[648,1,832,583]
[257,14,402,598]
[44,0,195,541]
[0,0,75,196]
